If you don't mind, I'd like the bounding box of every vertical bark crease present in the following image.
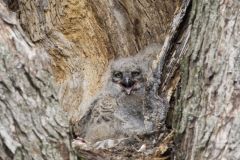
[175,0,240,159]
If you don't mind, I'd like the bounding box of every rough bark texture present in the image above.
[1,0,181,159]
[174,0,240,159]
[3,0,239,159]
[0,2,75,159]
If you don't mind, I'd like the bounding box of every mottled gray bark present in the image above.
[2,0,239,159]
[0,2,75,159]
[174,0,240,159]
[0,0,181,159]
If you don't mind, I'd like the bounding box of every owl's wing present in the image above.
[144,93,169,134]
[75,93,118,140]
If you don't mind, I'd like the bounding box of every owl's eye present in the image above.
[113,72,122,78]
[132,71,141,77]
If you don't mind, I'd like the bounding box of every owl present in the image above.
[72,44,169,155]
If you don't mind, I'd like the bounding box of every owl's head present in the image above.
[110,58,146,95]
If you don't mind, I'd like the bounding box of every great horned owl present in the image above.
[72,44,169,155]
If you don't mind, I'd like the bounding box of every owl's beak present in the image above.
[120,77,135,95]
[125,88,132,95]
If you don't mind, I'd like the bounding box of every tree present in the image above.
[0,1,74,159]
[174,1,240,159]
[0,0,239,159]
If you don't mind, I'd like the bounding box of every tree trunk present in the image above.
[1,0,240,159]
[174,0,240,159]
[0,2,75,160]
[1,0,181,159]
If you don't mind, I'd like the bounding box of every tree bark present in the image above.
[2,0,240,159]
[0,2,75,159]
[1,0,181,159]
[174,0,240,159]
